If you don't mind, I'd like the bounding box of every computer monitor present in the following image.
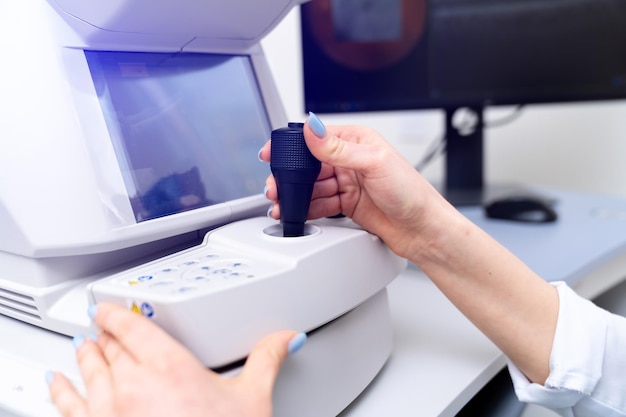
[300,0,626,204]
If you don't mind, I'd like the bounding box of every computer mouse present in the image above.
[484,195,558,223]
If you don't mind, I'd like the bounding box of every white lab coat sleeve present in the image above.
[507,281,626,417]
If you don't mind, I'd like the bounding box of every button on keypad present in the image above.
[114,248,259,296]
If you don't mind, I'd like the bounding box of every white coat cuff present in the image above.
[507,281,607,409]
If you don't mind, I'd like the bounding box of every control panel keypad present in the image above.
[109,246,270,297]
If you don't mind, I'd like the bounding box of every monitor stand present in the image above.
[441,106,531,207]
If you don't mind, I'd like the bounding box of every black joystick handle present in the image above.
[270,122,321,237]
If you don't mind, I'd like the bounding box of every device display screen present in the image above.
[86,51,271,222]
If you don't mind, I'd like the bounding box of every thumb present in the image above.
[303,112,384,172]
[240,331,306,393]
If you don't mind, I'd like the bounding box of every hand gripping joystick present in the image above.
[271,122,321,237]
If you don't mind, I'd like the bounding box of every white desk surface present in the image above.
[3,188,626,417]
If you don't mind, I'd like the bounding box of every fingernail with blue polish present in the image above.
[266,205,274,218]
[87,304,97,320]
[308,112,326,138]
[258,147,264,162]
[263,185,269,198]
[87,333,98,343]
[73,334,86,350]
[288,332,307,355]
[45,371,55,385]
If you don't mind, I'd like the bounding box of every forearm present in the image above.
[408,202,559,384]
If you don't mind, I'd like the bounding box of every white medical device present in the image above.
[89,216,405,368]
[0,1,406,415]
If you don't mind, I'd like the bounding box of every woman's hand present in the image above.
[48,303,305,417]
[260,113,453,260]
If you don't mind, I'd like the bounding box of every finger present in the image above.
[74,337,116,416]
[48,372,87,417]
[96,331,137,375]
[264,175,277,201]
[304,118,388,173]
[240,331,304,394]
[270,179,343,221]
[268,201,280,220]
[318,162,338,182]
[311,176,339,200]
[92,303,196,367]
[264,157,335,205]
[259,140,271,163]
[308,195,343,220]
[269,174,338,205]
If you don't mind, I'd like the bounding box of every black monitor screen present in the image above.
[302,0,626,205]
[301,0,626,113]
[86,51,271,222]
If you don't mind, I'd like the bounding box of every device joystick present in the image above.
[270,122,321,237]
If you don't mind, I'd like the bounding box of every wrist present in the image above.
[400,193,469,268]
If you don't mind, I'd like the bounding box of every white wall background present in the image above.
[261,8,626,199]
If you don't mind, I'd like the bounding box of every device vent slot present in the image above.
[0,288,36,305]
[0,288,40,320]
[0,303,42,321]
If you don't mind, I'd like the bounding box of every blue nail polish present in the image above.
[73,334,86,350]
[266,205,273,218]
[288,332,307,355]
[263,185,269,197]
[45,371,55,385]
[87,333,98,342]
[258,147,264,162]
[308,112,326,138]
[87,304,97,320]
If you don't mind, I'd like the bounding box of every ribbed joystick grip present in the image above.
[270,122,321,237]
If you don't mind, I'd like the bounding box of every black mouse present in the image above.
[484,195,558,223]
